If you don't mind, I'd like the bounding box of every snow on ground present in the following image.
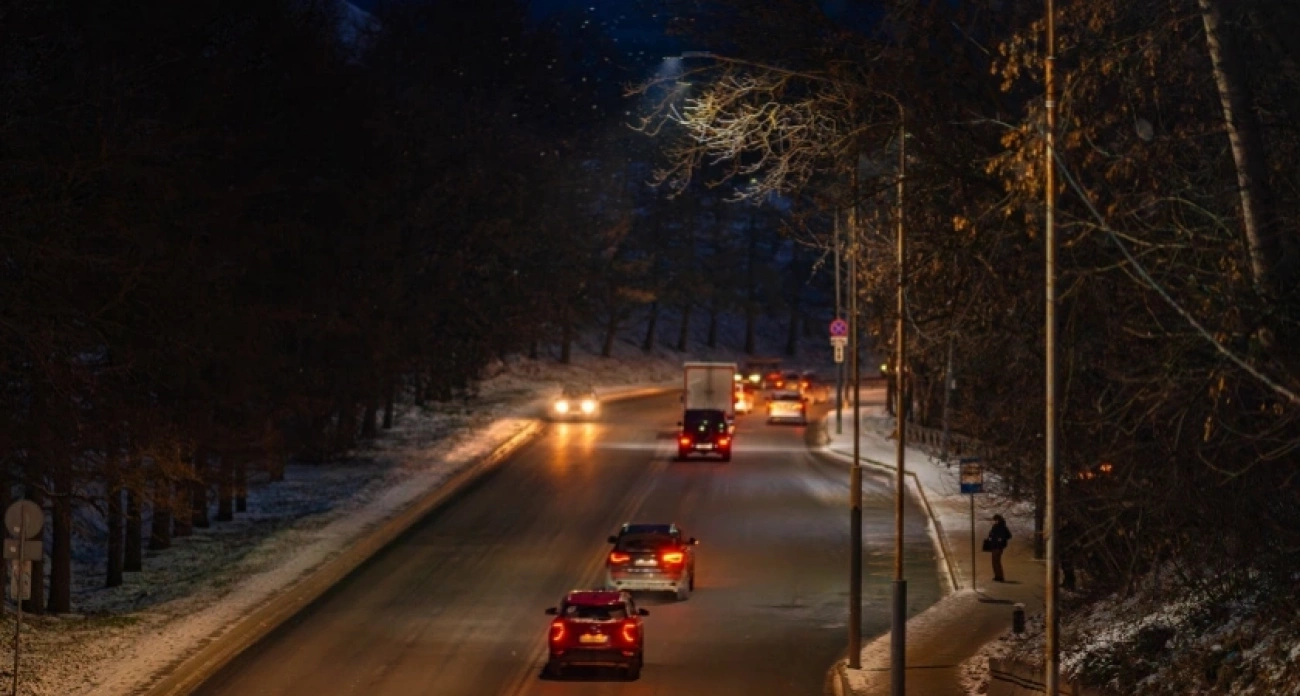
[960,577,1300,696]
[0,311,827,696]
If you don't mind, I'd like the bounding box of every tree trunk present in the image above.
[0,476,9,594]
[191,452,210,529]
[676,302,692,352]
[149,476,172,551]
[173,477,193,538]
[560,309,573,364]
[601,306,619,358]
[125,484,143,571]
[48,482,72,613]
[707,301,719,348]
[360,397,378,439]
[1200,0,1294,297]
[382,379,395,429]
[217,452,234,522]
[106,484,124,588]
[235,457,248,513]
[642,301,659,351]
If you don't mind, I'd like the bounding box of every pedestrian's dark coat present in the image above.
[987,518,1012,550]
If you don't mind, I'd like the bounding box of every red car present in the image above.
[545,590,649,679]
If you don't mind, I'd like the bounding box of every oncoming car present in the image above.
[604,523,698,600]
[544,590,649,680]
[766,390,808,425]
[551,384,600,420]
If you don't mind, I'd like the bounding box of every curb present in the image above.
[815,416,962,594]
[138,421,544,696]
[138,386,672,696]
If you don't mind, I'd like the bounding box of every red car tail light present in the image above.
[719,437,731,447]
[549,620,565,643]
[679,436,692,446]
[661,550,685,565]
[621,620,638,643]
[608,551,631,564]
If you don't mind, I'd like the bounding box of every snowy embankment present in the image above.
[960,578,1300,696]
[1,318,827,696]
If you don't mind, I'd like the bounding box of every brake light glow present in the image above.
[621,621,638,643]
[719,437,731,447]
[550,620,565,643]
[679,436,691,446]
[609,551,631,564]
[661,550,684,564]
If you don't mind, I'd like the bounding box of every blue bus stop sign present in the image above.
[959,458,983,494]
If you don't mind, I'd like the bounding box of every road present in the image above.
[193,392,942,696]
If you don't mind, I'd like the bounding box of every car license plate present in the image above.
[696,443,714,449]
[634,558,658,566]
[579,633,608,644]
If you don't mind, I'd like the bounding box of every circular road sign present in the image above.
[829,319,849,337]
[5,500,43,539]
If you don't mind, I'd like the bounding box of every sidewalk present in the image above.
[820,389,1044,696]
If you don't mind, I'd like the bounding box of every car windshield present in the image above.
[684,412,727,433]
[773,392,801,401]
[616,533,676,552]
[561,385,592,398]
[563,604,627,620]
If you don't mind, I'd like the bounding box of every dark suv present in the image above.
[677,409,732,461]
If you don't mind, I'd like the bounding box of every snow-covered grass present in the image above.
[0,309,827,696]
[962,575,1300,696]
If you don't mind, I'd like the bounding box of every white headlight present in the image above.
[554,400,570,413]
[580,399,596,413]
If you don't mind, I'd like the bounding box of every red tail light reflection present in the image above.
[609,552,631,564]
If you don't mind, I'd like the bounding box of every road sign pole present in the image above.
[970,493,977,593]
[13,514,23,696]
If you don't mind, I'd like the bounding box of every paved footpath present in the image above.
[822,394,1046,696]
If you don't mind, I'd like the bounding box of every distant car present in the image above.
[551,384,600,420]
[740,359,782,386]
[766,390,808,425]
[604,523,698,601]
[677,409,733,461]
[734,383,754,414]
[798,371,831,404]
[545,589,649,680]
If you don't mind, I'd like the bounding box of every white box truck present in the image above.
[682,362,737,421]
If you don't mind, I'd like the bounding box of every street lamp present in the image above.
[674,52,909,694]
[1043,1,1061,693]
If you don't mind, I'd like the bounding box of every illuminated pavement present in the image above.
[193,392,941,696]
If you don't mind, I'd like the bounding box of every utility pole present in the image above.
[1043,1,1061,694]
[890,111,908,696]
[835,210,844,435]
[848,176,863,669]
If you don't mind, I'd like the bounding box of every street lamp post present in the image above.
[673,52,908,688]
[1043,1,1061,693]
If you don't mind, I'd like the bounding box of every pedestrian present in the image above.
[985,514,1012,582]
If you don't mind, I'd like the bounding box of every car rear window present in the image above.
[773,393,801,401]
[684,413,727,432]
[564,604,627,620]
[616,533,675,552]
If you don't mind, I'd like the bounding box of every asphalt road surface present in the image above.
[194,392,942,696]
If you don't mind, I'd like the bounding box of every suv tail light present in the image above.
[608,551,631,564]
[661,550,685,565]
[719,436,731,447]
[621,620,638,643]
[679,436,691,446]
[550,620,565,643]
